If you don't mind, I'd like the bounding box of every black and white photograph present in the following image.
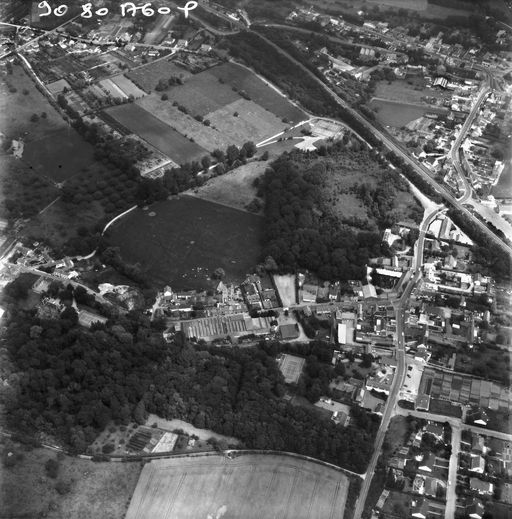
[0,0,511,517]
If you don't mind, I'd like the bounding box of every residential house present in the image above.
[465,498,485,519]
[413,475,426,494]
[470,478,494,495]
[468,408,489,426]
[411,500,429,519]
[418,452,436,473]
[469,455,486,474]
[424,477,442,498]
[424,423,444,442]
[471,434,486,455]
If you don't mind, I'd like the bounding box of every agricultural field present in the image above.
[106,195,263,290]
[1,443,141,519]
[126,59,192,92]
[206,98,286,145]
[125,454,349,519]
[208,63,306,123]
[136,94,230,151]
[105,103,208,164]
[154,68,240,116]
[190,161,267,212]
[109,74,146,99]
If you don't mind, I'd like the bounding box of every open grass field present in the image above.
[206,98,286,145]
[126,59,192,92]
[1,444,141,519]
[209,63,306,123]
[23,127,97,183]
[370,99,446,127]
[158,69,241,117]
[125,454,349,519]
[105,103,208,164]
[189,161,266,211]
[0,65,96,183]
[375,78,450,105]
[107,195,263,290]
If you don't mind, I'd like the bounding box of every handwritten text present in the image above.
[37,1,198,19]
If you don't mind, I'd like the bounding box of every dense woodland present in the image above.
[258,141,418,280]
[2,301,379,473]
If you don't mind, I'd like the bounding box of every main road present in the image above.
[449,81,491,204]
[352,205,441,519]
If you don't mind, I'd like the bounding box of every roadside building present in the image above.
[418,452,436,473]
[469,455,485,474]
[470,478,493,495]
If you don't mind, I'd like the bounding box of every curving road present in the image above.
[450,81,491,204]
[242,29,512,256]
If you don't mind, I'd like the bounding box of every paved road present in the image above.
[445,422,461,519]
[353,204,440,519]
[394,407,512,442]
[17,264,119,310]
[449,82,491,204]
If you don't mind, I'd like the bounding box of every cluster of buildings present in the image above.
[461,91,511,198]
[455,431,512,517]
[375,421,450,518]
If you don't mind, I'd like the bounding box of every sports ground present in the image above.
[125,454,348,519]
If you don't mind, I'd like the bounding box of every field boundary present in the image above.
[1,428,364,477]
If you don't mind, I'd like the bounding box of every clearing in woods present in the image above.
[188,161,267,212]
[125,454,349,519]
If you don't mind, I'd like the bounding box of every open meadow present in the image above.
[189,161,267,212]
[1,444,141,519]
[105,103,208,164]
[370,99,446,127]
[209,63,306,123]
[125,454,349,519]
[0,65,96,183]
[106,195,263,290]
[126,59,192,92]
[206,98,286,145]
